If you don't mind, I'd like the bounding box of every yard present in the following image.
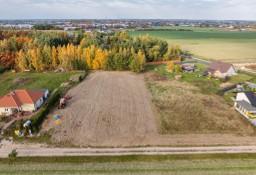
[145,64,256,135]
[0,71,84,97]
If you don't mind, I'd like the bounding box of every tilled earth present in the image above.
[50,71,158,147]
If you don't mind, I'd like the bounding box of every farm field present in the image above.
[2,154,256,175]
[129,28,256,64]
[45,71,256,147]
[0,71,84,97]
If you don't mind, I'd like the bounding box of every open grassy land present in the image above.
[129,27,256,63]
[145,64,255,135]
[0,71,84,97]
[2,154,256,174]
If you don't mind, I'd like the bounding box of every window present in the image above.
[5,108,8,111]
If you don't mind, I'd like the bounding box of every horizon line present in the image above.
[0,18,255,22]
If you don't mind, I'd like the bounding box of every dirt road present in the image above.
[2,142,256,158]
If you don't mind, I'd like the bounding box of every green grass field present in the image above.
[129,27,256,63]
[0,71,84,97]
[1,154,256,174]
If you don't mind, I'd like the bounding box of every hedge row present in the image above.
[31,87,65,131]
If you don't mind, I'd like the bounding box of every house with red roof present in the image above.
[0,89,48,116]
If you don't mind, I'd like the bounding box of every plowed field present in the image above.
[50,71,158,147]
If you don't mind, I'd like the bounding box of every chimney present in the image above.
[10,91,15,96]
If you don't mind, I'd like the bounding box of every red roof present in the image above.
[0,90,44,108]
[0,93,22,108]
[147,60,181,65]
[207,61,233,73]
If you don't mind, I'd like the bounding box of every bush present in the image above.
[130,58,142,73]
[166,61,174,71]
[79,71,88,82]
[219,76,231,83]
[174,65,182,73]
[8,149,18,164]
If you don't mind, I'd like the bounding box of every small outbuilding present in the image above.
[182,63,196,73]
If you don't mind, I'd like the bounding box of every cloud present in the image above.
[0,0,255,20]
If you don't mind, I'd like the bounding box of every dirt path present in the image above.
[3,142,256,158]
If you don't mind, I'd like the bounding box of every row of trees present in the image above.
[32,24,61,30]
[16,44,146,73]
[0,30,181,73]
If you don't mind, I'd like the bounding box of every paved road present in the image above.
[2,145,256,158]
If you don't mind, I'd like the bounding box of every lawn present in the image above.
[146,63,220,94]
[0,71,84,97]
[145,64,255,134]
[129,28,256,63]
[2,154,256,174]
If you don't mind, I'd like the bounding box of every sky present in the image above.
[0,0,255,20]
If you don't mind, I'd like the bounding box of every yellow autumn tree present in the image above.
[51,46,58,69]
[166,61,174,71]
[137,49,146,70]
[42,45,52,69]
[76,45,83,61]
[31,48,44,71]
[83,45,96,69]
[57,45,63,65]
[37,48,44,71]
[92,48,107,70]
[16,50,27,71]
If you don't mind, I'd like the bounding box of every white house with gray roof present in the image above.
[234,91,256,118]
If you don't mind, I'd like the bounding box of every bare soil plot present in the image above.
[49,71,158,147]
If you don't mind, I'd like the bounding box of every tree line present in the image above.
[0,30,181,73]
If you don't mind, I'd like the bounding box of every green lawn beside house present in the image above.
[0,71,84,97]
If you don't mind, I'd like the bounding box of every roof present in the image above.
[0,93,22,108]
[244,91,256,107]
[182,63,195,69]
[15,90,44,104]
[207,61,233,73]
[32,89,48,93]
[0,90,45,108]
[236,101,256,113]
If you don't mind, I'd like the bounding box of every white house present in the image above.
[0,90,47,116]
[206,61,237,78]
[234,91,256,118]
